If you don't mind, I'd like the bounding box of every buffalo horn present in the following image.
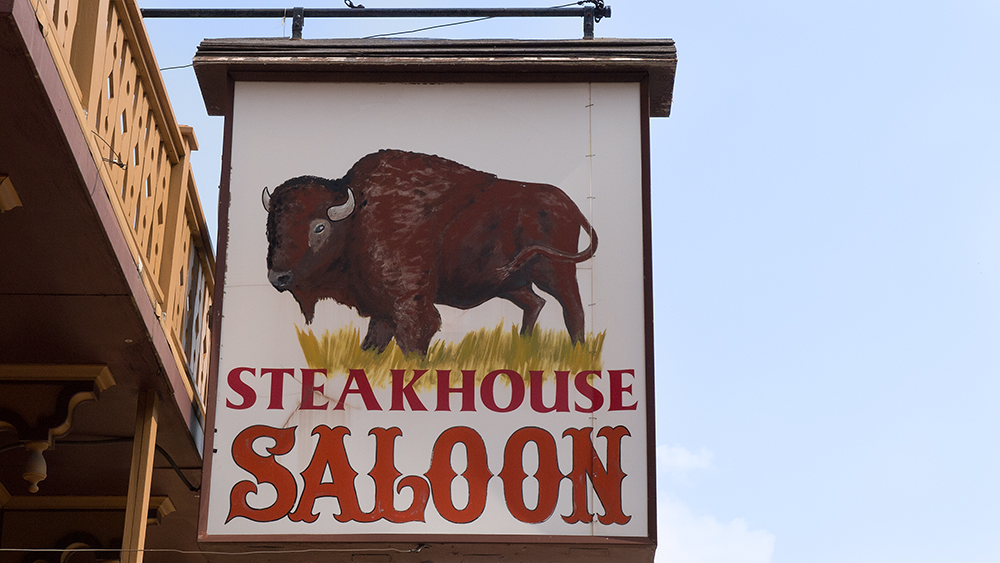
[327,189,355,222]
[261,187,271,212]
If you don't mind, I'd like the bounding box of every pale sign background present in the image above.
[206,81,649,538]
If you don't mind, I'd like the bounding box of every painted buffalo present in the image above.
[263,149,597,355]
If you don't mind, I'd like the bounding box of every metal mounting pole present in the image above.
[140,5,613,40]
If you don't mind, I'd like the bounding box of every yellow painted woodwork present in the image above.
[0,364,115,389]
[4,494,172,514]
[122,390,158,563]
[0,365,118,444]
[25,0,215,410]
[0,175,22,212]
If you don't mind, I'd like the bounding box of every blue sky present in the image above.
[141,1,1000,561]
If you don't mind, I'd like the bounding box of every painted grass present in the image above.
[295,322,605,390]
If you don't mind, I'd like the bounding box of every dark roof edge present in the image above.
[193,38,677,117]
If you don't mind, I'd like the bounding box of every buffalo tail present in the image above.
[497,223,599,276]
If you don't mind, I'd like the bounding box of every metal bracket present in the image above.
[291,6,304,39]
[583,5,595,39]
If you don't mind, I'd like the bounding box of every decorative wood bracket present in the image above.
[0,365,117,492]
[0,364,117,444]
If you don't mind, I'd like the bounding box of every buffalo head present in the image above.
[263,175,356,322]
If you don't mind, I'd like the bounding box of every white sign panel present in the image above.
[203,81,651,541]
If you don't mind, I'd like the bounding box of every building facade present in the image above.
[1,0,213,561]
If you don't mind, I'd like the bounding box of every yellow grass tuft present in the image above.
[295,322,605,390]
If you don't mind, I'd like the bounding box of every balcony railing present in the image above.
[29,0,214,412]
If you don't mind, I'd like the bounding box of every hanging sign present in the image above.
[198,58,660,547]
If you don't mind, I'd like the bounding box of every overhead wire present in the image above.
[58,436,201,492]
[362,2,597,40]
[152,2,601,58]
